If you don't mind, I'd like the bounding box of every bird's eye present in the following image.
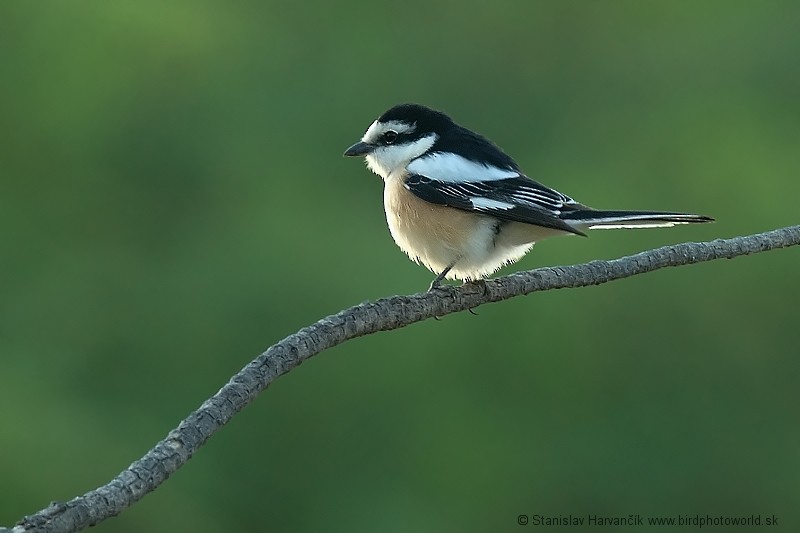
[382,130,398,145]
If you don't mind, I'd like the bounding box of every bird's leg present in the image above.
[428,262,456,291]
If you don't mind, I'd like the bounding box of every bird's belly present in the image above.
[383,177,536,280]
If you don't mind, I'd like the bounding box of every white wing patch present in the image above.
[407,152,519,183]
[470,197,515,210]
[507,188,570,211]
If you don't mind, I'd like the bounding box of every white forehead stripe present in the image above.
[407,152,519,183]
[362,120,416,143]
[470,197,515,210]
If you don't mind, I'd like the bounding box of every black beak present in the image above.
[343,141,374,157]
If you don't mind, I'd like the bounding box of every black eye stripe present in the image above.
[382,130,399,144]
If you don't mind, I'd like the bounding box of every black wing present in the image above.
[404,174,587,237]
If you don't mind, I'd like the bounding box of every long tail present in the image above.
[562,209,714,230]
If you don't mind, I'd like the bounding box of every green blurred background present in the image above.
[1,2,798,531]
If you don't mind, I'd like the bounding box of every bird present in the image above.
[344,103,713,289]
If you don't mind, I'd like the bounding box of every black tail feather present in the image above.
[562,209,714,229]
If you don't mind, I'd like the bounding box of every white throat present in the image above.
[365,133,438,180]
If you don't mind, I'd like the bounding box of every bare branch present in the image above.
[5,225,799,533]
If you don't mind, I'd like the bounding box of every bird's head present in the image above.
[344,103,454,179]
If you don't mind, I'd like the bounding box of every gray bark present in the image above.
[4,224,799,533]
